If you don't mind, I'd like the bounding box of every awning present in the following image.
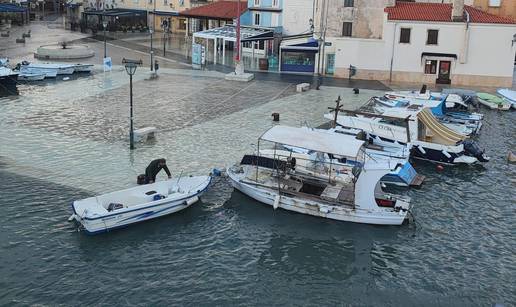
[421,52,457,62]
[193,25,273,42]
[260,126,365,158]
[150,11,179,16]
[281,40,319,52]
[241,30,274,42]
[0,4,27,13]
[83,9,147,17]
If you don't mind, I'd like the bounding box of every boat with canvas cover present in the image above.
[477,92,511,110]
[496,88,516,109]
[69,175,211,234]
[227,126,412,225]
[325,106,489,165]
[274,127,424,187]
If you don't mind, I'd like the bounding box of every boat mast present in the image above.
[328,95,344,128]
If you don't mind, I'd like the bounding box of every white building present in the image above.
[320,1,516,87]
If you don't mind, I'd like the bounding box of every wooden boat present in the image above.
[69,175,211,234]
[227,126,412,225]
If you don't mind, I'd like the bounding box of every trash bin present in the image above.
[259,58,269,71]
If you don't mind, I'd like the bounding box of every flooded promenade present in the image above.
[0,20,515,306]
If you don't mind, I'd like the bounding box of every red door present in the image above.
[437,61,451,84]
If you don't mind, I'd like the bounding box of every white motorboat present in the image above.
[18,72,46,81]
[19,62,75,77]
[227,126,412,226]
[69,175,211,234]
[325,105,489,165]
[72,63,94,73]
[497,88,516,109]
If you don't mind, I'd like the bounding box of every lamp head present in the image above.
[125,62,137,75]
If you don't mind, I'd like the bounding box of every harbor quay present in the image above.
[1,14,515,307]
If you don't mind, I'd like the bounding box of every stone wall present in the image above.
[319,0,394,39]
[334,67,514,87]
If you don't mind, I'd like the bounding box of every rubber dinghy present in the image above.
[69,175,211,234]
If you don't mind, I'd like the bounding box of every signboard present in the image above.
[192,43,202,69]
[103,57,112,72]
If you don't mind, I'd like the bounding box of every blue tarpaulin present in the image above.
[0,3,27,13]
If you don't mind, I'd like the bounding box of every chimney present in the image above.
[452,0,465,22]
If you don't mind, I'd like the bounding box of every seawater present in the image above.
[0,69,514,305]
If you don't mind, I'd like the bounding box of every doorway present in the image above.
[437,61,451,84]
[326,54,335,75]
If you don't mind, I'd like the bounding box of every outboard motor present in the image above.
[137,174,146,185]
[463,140,490,162]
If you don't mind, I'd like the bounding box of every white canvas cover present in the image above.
[260,126,365,158]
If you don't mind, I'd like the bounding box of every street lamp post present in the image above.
[150,0,156,71]
[102,19,108,58]
[122,58,142,150]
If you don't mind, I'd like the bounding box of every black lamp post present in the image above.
[123,58,141,150]
[102,19,108,58]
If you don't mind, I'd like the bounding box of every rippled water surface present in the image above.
[1,70,515,306]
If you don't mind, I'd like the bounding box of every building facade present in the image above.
[321,1,516,86]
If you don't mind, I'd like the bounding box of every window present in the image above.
[489,0,501,7]
[426,29,439,45]
[424,60,437,74]
[342,22,352,37]
[344,0,354,7]
[272,0,279,7]
[254,13,260,26]
[399,28,411,43]
[163,0,167,4]
[254,0,260,6]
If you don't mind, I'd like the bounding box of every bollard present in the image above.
[271,112,280,122]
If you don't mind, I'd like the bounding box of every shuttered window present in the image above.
[342,22,352,37]
[399,28,411,43]
[426,29,439,45]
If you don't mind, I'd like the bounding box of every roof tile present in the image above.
[180,1,247,20]
[384,2,516,24]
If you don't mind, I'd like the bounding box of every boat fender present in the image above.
[442,150,451,158]
[319,206,330,214]
[417,145,426,155]
[273,195,280,210]
[186,196,199,206]
[67,214,77,222]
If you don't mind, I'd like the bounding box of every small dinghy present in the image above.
[69,175,211,234]
[477,92,511,110]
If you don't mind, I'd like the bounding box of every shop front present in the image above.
[280,40,318,73]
